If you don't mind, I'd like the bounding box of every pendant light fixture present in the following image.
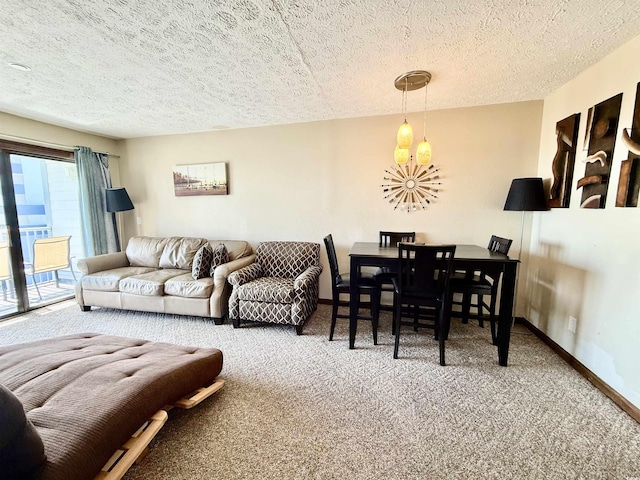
[393,70,432,165]
[396,79,412,149]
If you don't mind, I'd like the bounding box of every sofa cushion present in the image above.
[236,277,295,303]
[209,240,251,262]
[165,273,214,298]
[126,237,168,268]
[81,267,158,292]
[192,243,214,280]
[159,237,207,270]
[119,269,186,296]
[209,243,229,276]
[0,384,46,480]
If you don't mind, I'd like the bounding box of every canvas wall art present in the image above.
[577,93,623,208]
[549,113,580,208]
[616,82,640,207]
[173,162,228,196]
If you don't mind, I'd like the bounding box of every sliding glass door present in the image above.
[0,143,83,319]
[0,159,19,315]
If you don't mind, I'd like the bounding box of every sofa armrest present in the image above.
[228,262,263,287]
[213,254,256,289]
[77,252,129,275]
[294,265,323,293]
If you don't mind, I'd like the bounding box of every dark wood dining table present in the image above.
[348,242,519,366]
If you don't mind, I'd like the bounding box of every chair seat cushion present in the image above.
[336,272,376,288]
[119,269,186,296]
[81,267,158,292]
[237,277,295,303]
[164,273,214,298]
[450,273,492,291]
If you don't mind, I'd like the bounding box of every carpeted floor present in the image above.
[1,302,639,479]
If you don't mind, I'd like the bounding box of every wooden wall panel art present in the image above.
[549,113,580,208]
[616,82,640,207]
[578,93,623,209]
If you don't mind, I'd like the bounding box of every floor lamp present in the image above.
[106,187,134,252]
[503,177,547,321]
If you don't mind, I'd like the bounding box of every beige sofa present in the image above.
[76,236,255,323]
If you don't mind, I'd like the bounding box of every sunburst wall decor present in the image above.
[381,158,441,212]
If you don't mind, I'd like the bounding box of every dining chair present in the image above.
[392,243,456,365]
[24,235,76,300]
[324,234,380,344]
[375,231,415,318]
[449,235,512,344]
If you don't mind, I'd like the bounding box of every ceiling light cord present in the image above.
[423,82,428,139]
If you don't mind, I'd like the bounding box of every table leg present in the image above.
[349,256,359,349]
[497,262,517,366]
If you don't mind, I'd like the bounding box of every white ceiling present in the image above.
[1,0,640,139]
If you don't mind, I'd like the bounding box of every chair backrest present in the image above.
[397,244,456,298]
[31,236,72,274]
[0,242,10,281]
[323,235,340,287]
[379,231,416,247]
[487,235,512,255]
[256,241,320,279]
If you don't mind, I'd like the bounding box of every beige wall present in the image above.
[530,34,640,408]
[0,112,122,182]
[120,100,543,304]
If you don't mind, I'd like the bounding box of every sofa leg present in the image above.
[212,316,224,325]
[295,324,303,336]
[80,305,91,312]
[232,317,240,328]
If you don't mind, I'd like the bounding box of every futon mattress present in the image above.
[0,333,223,480]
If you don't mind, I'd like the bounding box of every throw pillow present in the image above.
[192,243,214,280]
[0,384,47,480]
[210,243,230,276]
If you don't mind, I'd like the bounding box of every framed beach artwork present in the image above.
[173,162,228,196]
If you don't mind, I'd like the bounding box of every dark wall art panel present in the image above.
[578,93,623,209]
[549,113,580,208]
[616,82,640,207]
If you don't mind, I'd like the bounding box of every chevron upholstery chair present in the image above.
[228,242,322,335]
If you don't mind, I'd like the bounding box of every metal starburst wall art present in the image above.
[381,157,441,212]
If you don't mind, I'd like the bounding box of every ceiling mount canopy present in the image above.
[394,70,432,91]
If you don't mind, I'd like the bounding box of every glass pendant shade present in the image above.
[394,145,409,165]
[397,120,413,149]
[416,139,432,165]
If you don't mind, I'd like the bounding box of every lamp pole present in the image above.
[503,177,548,322]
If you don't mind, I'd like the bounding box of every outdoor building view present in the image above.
[0,154,83,316]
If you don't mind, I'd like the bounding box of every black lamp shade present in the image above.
[106,188,134,213]
[503,178,547,211]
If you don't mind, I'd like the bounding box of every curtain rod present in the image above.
[0,133,121,158]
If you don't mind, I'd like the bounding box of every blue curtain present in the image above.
[75,146,118,256]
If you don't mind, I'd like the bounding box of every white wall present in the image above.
[530,34,640,408]
[120,101,543,306]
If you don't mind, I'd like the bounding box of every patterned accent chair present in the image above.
[228,242,323,335]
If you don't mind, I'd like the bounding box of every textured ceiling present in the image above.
[1,0,640,139]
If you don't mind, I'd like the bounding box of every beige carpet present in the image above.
[1,302,639,479]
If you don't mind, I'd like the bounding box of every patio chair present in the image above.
[0,242,11,301]
[24,235,76,300]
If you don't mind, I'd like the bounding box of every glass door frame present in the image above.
[0,140,76,319]
[0,150,28,313]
